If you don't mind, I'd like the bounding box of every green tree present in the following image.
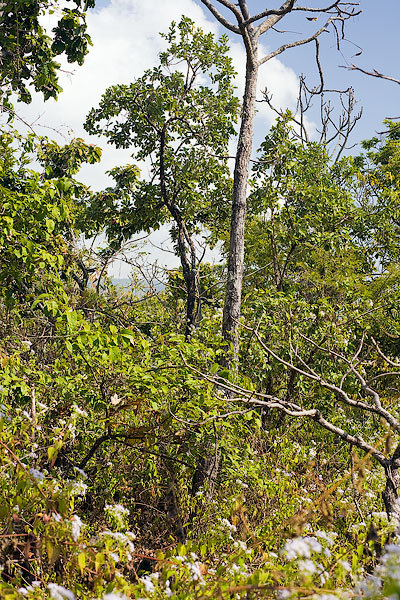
[0,0,95,105]
[245,114,367,296]
[0,128,101,304]
[84,18,239,337]
[355,120,400,267]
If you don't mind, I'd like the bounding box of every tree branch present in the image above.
[243,0,296,28]
[258,19,332,65]
[199,0,241,33]
[186,362,387,466]
[252,330,400,434]
[215,0,244,22]
[347,65,400,86]
[372,338,400,368]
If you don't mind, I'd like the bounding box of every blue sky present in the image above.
[91,0,399,143]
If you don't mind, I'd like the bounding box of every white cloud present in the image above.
[14,0,302,275]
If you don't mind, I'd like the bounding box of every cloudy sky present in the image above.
[15,0,400,276]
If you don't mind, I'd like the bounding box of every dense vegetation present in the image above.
[2,4,400,600]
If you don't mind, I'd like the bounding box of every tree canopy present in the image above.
[0,0,95,105]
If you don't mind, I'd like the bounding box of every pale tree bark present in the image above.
[223,47,258,357]
[200,0,360,365]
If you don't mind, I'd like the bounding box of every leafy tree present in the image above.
[0,0,95,105]
[84,18,239,337]
[245,114,367,295]
[0,128,101,304]
[355,120,400,267]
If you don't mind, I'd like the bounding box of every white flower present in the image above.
[187,561,205,583]
[140,575,155,593]
[21,340,32,350]
[384,544,400,555]
[110,393,121,406]
[220,518,237,532]
[17,588,29,596]
[314,530,337,546]
[47,583,75,600]
[29,467,45,481]
[69,480,87,497]
[339,560,352,572]
[105,504,130,517]
[356,574,382,597]
[298,559,317,576]
[371,511,389,522]
[277,590,292,599]
[71,515,83,542]
[73,467,87,479]
[71,405,87,417]
[99,531,135,554]
[233,540,247,552]
[164,580,173,597]
[282,537,322,560]
[235,479,249,489]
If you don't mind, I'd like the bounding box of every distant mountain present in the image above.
[112,278,165,292]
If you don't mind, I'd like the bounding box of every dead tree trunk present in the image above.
[222,48,258,364]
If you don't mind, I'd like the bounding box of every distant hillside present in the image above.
[112,278,165,291]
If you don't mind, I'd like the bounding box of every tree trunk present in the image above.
[191,441,220,498]
[184,269,198,340]
[383,462,400,523]
[222,47,258,365]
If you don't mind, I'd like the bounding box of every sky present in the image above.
[14,0,400,277]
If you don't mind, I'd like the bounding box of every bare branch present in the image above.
[293,1,351,13]
[199,0,241,33]
[252,330,400,434]
[214,0,244,22]
[243,0,296,28]
[237,0,251,21]
[347,64,400,86]
[313,411,386,466]
[188,365,386,465]
[372,338,400,368]
[258,19,331,65]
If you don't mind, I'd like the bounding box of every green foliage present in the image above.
[0,0,95,105]
[0,128,101,305]
[355,119,400,265]
[3,23,400,596]
[83,17,239,250]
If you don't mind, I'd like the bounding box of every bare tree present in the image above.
[262,39,363,163]
[200,0,361,365]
